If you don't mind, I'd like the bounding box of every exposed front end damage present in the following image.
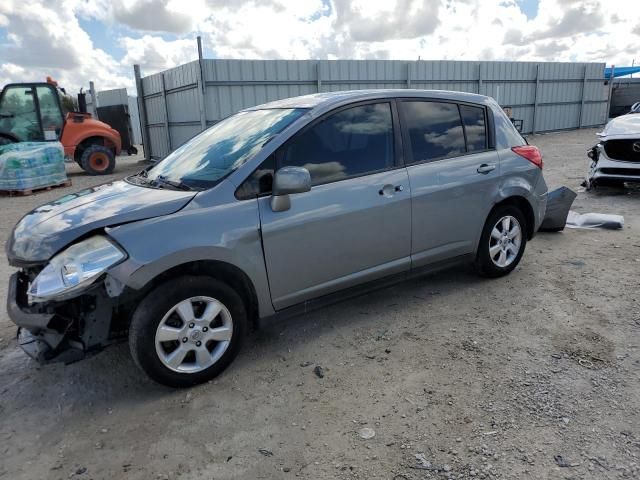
[584,115,640,189]
[7,268,132,364]
[3,179,198,365]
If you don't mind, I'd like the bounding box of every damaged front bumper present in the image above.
[7,271,121,364]
[585,141,640,187]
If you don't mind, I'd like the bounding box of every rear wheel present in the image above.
[80,144,115,175]
[129,276,247,388]
[475,205,527,278]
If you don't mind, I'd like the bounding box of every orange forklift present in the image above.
[0,78,122,175]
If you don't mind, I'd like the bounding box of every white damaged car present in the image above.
[585,105,640,189]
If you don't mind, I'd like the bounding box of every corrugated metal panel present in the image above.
[148,125,168,158]
[163,62,199,90]
[169,125,201,148]
[139,59,608,159]
[166,88,200,123]
[127,96,142,145]
[582,102,608,126]
[145,96,165,126]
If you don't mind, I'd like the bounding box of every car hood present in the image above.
[6,180,196,265]
[599,114,640,140]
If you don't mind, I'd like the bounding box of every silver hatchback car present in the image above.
[6,90,548,387]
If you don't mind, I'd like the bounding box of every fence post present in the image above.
[407,62,411,89]
[196,37,207,132]
[532,64,540,135]
[478,63,483,95]
[133,64,151,161]
[88,81,98,117]
[578,65,588,128]
[316,62,322,92]
[160,73,172,154]
[606,65,615,121]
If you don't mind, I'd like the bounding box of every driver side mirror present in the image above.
[271,166,311,212]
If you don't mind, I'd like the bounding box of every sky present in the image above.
[0,0,638,94]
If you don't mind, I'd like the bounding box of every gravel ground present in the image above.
[0,130,639,480]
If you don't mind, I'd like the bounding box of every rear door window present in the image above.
[279,102,394,186]
[459,104,487,152]
[400,101,465,163]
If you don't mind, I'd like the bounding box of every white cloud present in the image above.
[120,35,199,71]
[0,0,639,99]
[111,0,199,34]
[0,0,131,92]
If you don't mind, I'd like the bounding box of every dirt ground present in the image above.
[0,130,639,480]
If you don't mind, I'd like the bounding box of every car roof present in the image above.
[246,89,491,111]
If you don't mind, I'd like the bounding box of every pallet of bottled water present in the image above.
[0,141,68,193]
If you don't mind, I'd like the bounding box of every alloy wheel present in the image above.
[488,215,522,268]
[154,296,233,373]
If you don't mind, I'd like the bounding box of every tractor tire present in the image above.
[80,144,115,175]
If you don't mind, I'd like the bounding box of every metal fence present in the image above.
[135,60,609,160]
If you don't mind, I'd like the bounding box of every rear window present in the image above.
[400,101,466,163]
[490,100,526,149]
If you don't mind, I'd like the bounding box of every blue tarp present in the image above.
[604,66,640,78]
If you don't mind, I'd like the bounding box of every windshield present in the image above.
[146,108,307,189]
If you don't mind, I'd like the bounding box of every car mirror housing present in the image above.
[271,166,311,212]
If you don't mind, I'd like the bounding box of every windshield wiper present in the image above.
[151,175,193,191]
[126,172,153,187]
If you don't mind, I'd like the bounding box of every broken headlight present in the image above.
[28,236,125,303]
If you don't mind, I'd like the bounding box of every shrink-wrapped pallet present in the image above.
[0,142,67,191]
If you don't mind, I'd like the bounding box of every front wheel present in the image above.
[129,276,247,388]
[80,144,115,175]
[475,205,527,278]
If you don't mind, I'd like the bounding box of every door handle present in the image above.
[379,184,403,196]
[477,163,496,174]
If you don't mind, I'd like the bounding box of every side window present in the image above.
[401,101,465,163]
[36,86,64,140]
[0,86,42,141]
[235,155,275,200]
[279,103,394,186]
[460,105,487,152]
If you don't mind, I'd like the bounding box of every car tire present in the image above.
[80,144,115,175]
[475,205,527,278]
[129,275,247,388]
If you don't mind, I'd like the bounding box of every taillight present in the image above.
[512,145,543,169]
